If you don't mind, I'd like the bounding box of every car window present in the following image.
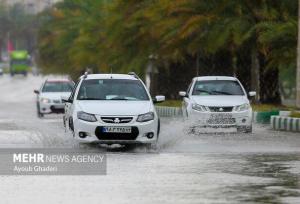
[192,80,244,96]
[42,81,74,93]
[77,79,150,101]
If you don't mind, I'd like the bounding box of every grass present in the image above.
[156,100,300,112]
[251,104,285,112]
[290,111,300,118]
[156,100,182,107]
[251,104,299,112]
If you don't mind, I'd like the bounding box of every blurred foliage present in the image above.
[156,100,182,107]
[37,0,298,100]
[0,3,38,54]
[290,111,300,118]
[251,103,287,112]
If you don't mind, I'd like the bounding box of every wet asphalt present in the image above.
[0,74,299,204]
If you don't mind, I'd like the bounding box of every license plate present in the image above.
[102,127,132,133]
[208,114,235,124]
[210,113,233,119]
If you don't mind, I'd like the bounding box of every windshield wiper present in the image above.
[78,98,103,100]
[109,98,129,100]
[211,91,233,95]
[195,89,211,94]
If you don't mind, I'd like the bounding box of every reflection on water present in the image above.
[224,154,300,203]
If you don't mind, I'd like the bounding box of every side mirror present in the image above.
[179,91,187,97]
[61,96,72,103]
[248,91,256,97]
[153,95,165,103]
[34,90,40,94]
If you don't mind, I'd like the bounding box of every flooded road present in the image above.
[0,75,299,203]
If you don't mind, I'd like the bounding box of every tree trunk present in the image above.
[0,38,2,61]
[296,0,300,107]
[260,67,281,104]
[251,47,260,102]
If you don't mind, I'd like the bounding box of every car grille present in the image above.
[101,117,133,124]
[95,126,139,140]
[208,107,233,112]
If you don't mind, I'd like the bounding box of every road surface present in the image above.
[0,75,299,204]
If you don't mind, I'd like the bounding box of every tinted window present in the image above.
[192,80,244,96]
[11,59,29,66]
[77,79,149,101]
[42,81,73,93]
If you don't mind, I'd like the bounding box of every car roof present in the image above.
[193,76,238,81]
[82,74,138,80]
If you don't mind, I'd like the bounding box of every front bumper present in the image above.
[73,116,158,144]
[188,109,252,127]
[39,102,65,114]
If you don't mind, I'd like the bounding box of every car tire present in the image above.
[237,125,252,133]
[36,103,44,118]
[145,141,158,151]
[157,119,160,139]
[245,125,253,133]
[68,117,75,137]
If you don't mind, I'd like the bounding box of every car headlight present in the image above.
[137,112,154,122]
[40,98,51,103]
[192,104,209,112]
[77,111,97,122]
[234,103,250,112]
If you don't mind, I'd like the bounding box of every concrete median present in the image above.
[271,116,300,132]
[155,106,183,117]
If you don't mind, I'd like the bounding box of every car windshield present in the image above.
[42,81,73,93]
[11,59,29,66]
[77,79,150,101]
[192,80,244,96]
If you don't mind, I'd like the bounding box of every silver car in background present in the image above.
[34,79,74,118]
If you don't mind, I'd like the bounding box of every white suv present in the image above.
[62,73,165,147]
[179,76,256,133]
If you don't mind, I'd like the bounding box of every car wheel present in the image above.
[157,119,160,139]
[182,107,188,119]
[237,125,252,133]
[145,141,158,151]
[68,117,75,137]
[63,116,66,128]
[245,125,253,133]
[36,103,44,118]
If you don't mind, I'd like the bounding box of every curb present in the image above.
[270,116,300,132]
[253,110,279,124]
[155,106,183,117]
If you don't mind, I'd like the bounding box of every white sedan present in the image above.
[62,73,165,148]
[34,79,74,118]
[179,76,256,133]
